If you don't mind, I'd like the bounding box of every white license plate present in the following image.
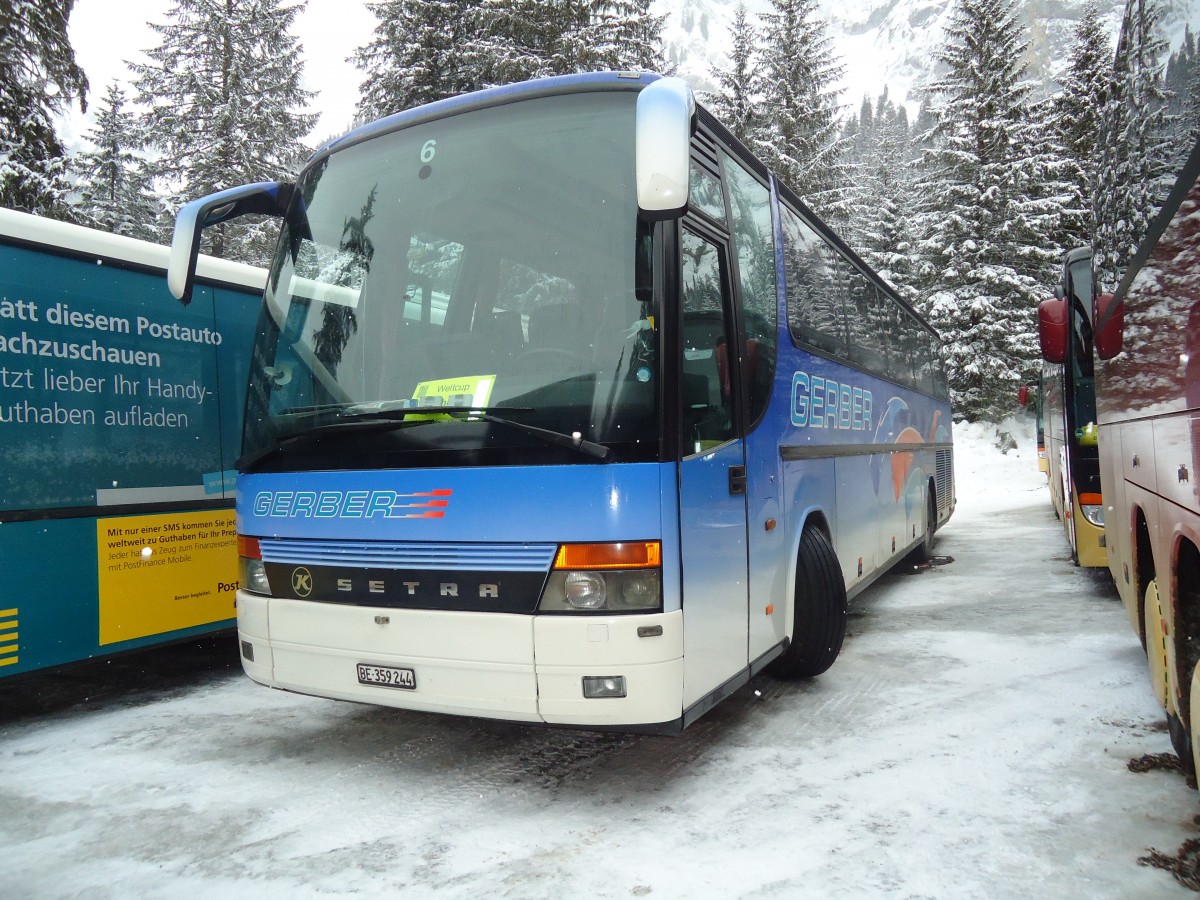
[356,663,416,690]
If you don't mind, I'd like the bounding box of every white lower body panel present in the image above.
[237,591,684,727]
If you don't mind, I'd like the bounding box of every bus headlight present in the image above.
[538,542,662,613]
[1079,493,1104,527]
[238,535,272,596]
[564,571,607,609]
[540,570,662,611]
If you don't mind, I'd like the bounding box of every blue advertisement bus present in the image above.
[0,209,263,676]
[168,73,955,732]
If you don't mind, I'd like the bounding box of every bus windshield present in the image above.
[243,91,658,469]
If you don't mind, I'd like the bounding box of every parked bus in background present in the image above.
[1017,377,1049,476]
[1036,376,1048,475]
[1088,135,1200,773]
[1037,247,1105,566]
[0,209,263,676]
[168,72,955,732]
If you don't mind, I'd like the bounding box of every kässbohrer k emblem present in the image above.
[291,567,313,597]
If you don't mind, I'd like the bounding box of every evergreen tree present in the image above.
[756,0,844,219]
[857,90,918,300]
[706,3,762,147]
[71,82,159,240]
[472,0,666,86]
[915,0,1067,422]
[1093,0,1172,290]
[131,0,318,261]
[1164,25,1200,162]
[1053,1,1114,246]
[0,0,88,216]
[355,0,665,122]
[354,0,484,122]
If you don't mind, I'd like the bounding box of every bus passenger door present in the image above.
[677,227,750,711]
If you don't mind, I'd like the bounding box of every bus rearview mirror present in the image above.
[168,182,295,305]
[635,77,693,219]
[1093,292,1124,360]
[1038,296,1068,364]
[1018,385,1030,406]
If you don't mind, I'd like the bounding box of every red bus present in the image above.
[1037,248,1105,566]
[1090,135,1200,773]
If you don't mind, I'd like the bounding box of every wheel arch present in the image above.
[1172,534,1200,731]
[1134,504,1155,646]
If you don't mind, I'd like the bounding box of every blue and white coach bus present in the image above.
[168,73,955,732]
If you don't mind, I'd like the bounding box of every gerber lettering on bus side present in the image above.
[790,371,873,430]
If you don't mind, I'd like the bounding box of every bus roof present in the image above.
[314,71,659,164]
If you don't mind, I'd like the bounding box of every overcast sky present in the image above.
[65,0,379,147]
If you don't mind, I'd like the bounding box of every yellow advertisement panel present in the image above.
[97,510,238,645]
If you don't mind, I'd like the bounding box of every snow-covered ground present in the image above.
[2,418,1198,898]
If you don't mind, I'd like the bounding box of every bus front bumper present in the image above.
[236,592,684,727]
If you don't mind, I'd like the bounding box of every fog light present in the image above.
[616,570,660,609]
[582,675,627,698]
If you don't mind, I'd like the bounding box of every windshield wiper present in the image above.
[338,406,609,460]
[450,410,610,460]
[236,413,443,471]
[239,404,608,469]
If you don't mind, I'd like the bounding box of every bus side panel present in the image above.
[1098,424,1130,605]
[1042,361,1069,526]
[2,518,102,674]
[0,230,260,676]
[837,452,879,592]
[0,516,238,675]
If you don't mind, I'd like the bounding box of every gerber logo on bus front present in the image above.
[251,489,452,519]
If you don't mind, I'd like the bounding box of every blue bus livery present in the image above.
[168,73,954,732]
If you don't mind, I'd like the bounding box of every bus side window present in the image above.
[681,229,736,452]
[780,204,845,358]
[722,153,778,423]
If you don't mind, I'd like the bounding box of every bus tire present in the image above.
[1145,579,1171,710]
[1169,710,1196,778]
[768,526,847,679]
[906,491,936,564]
[1190,662,1200,780]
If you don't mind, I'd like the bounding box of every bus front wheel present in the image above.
[768,527,847,679]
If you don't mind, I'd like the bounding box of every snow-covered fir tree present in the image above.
[0,0,88,217]
[472,0,666,86]
[70,82,159,241]
[354,0,485,122]
[355,0,665,122]
[756,0,843,220]
[1163,25,1199,165]
[705,4,762,147]
[1053,1,1114,246]
[841,88,918,301]
[131,0,318,261]
[915,0,1068,422]
[1093,0,1173,290]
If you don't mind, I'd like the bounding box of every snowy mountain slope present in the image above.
[658,0,1200,111]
